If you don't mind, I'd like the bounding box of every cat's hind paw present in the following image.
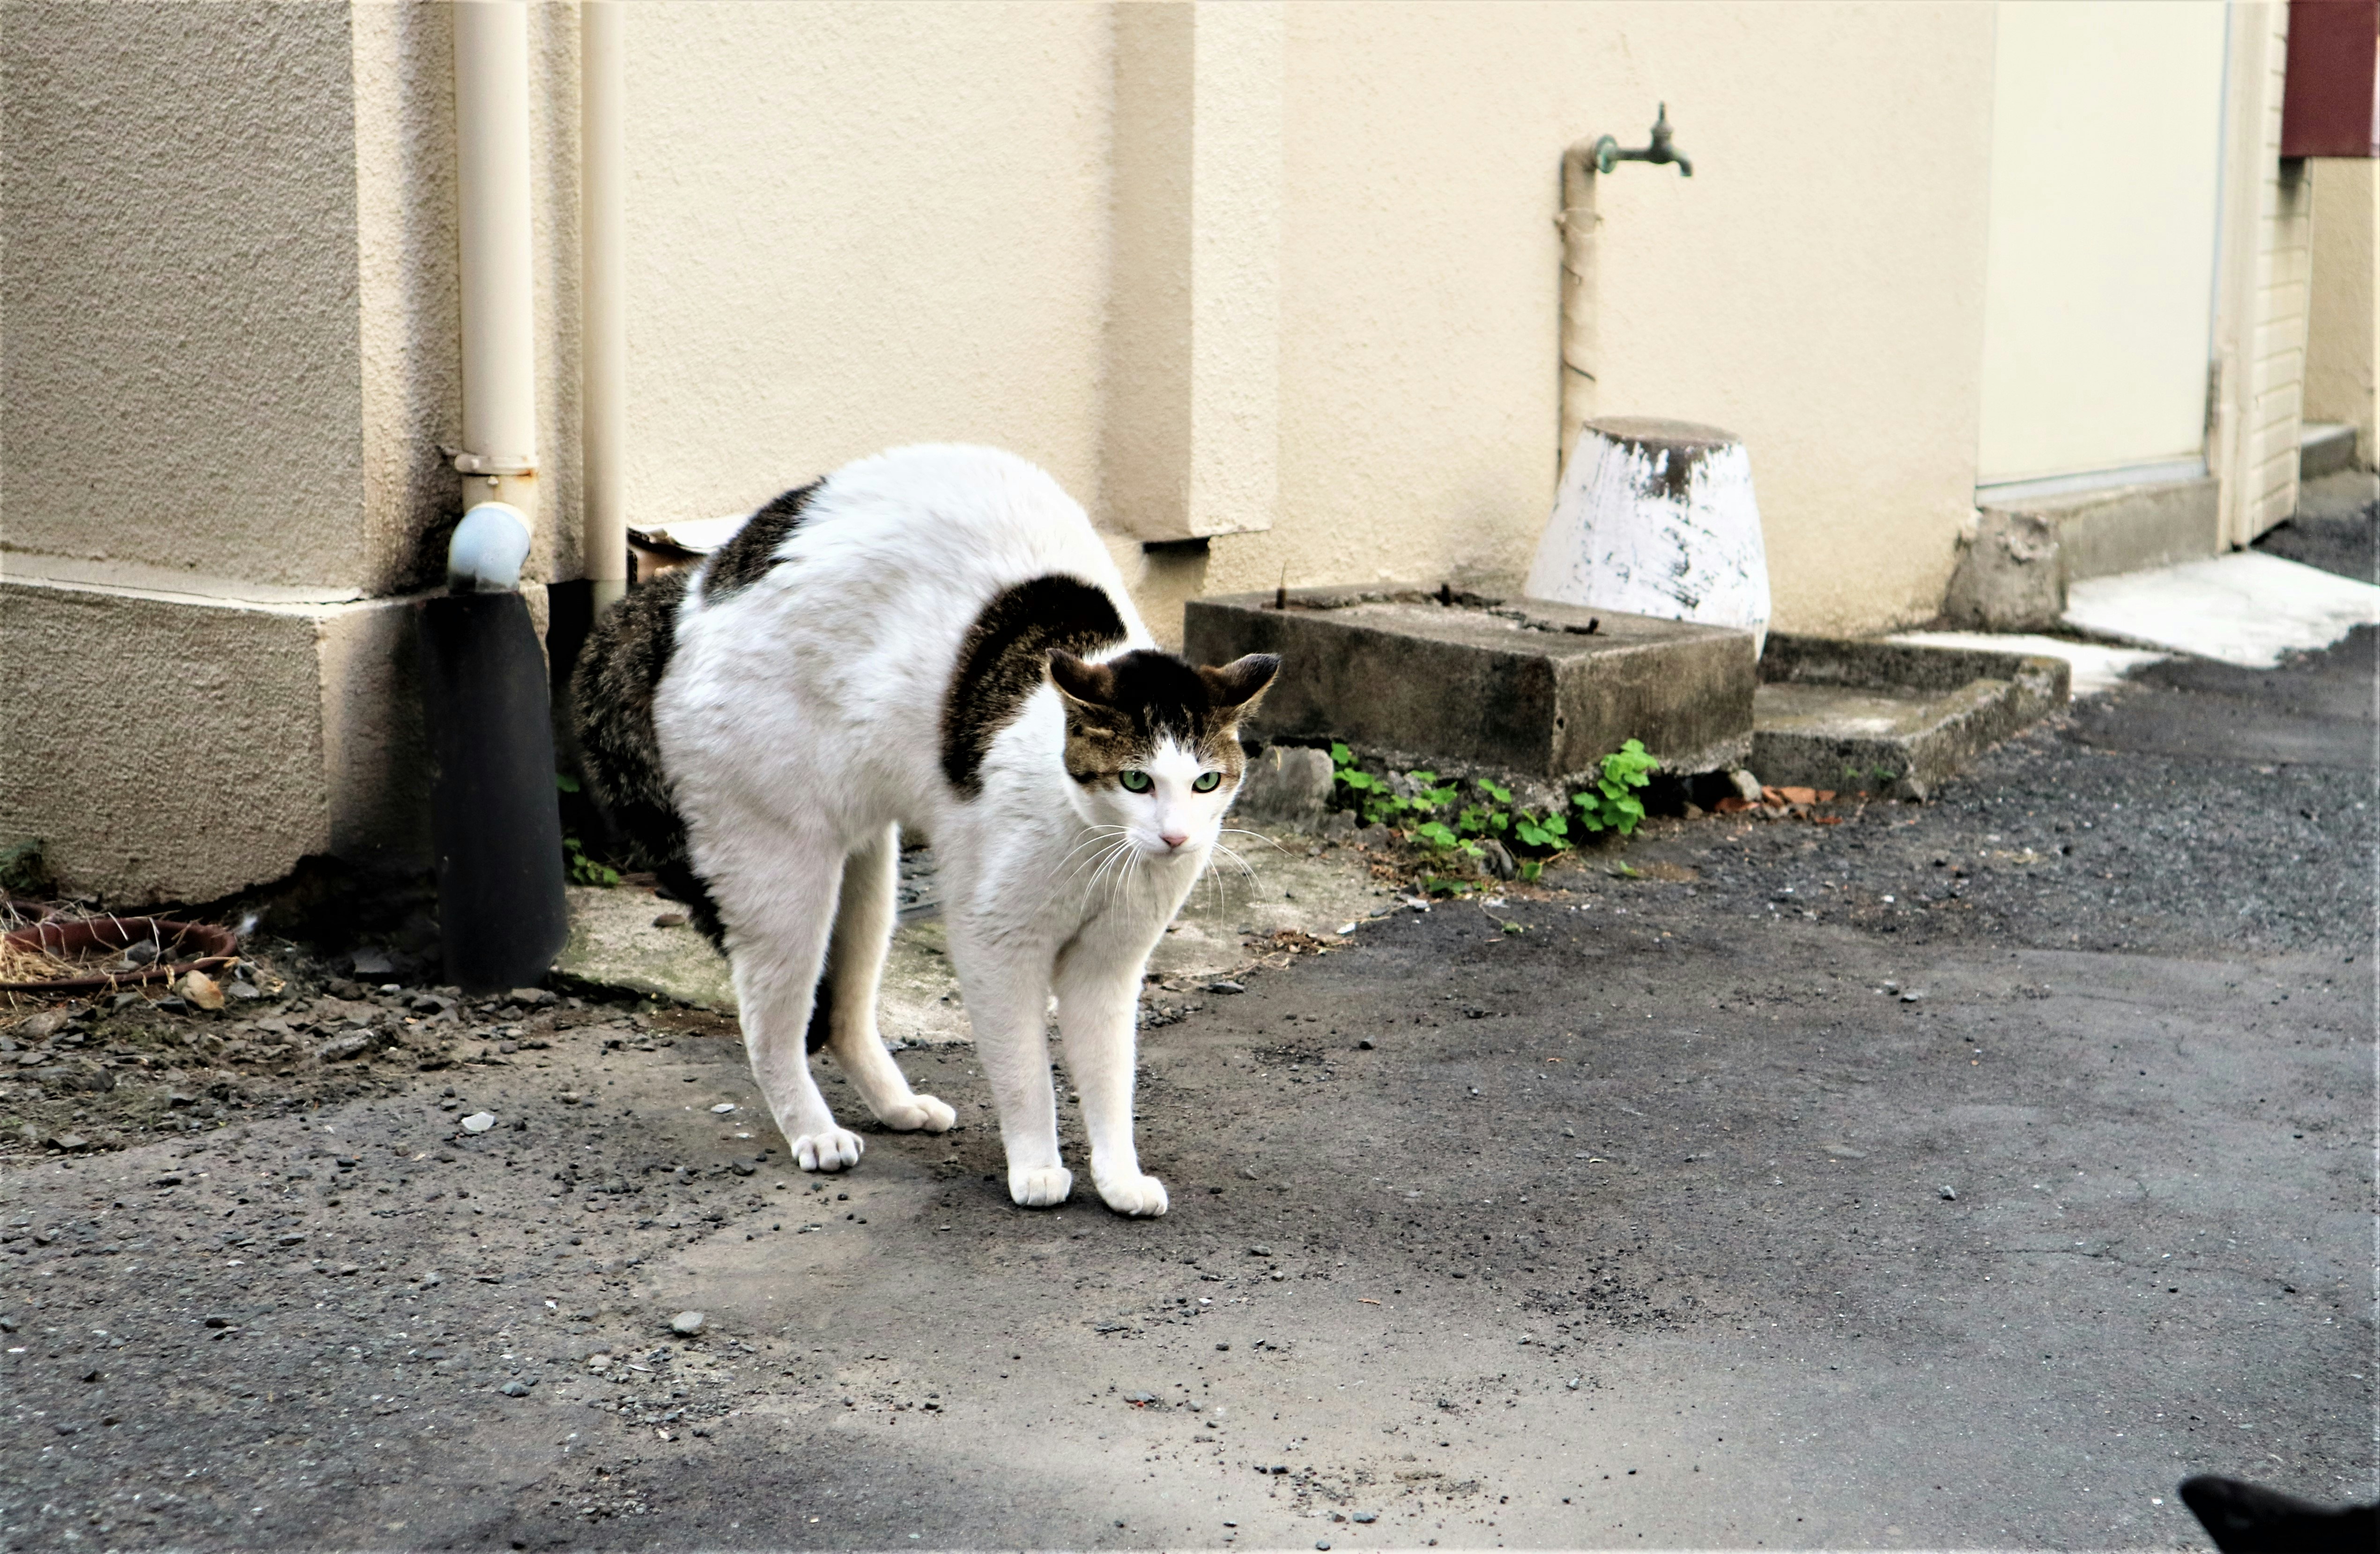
[1095,1172,1169,1218]
[1008,1165,1074,1208]
[877,1093,957,1133]
[792,1128,865,1173]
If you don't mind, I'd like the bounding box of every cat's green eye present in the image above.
[1192,771,1222,793]
[1118,769,1153,793]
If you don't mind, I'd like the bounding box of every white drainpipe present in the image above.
[581,0,628,612]
[452,0,537,579]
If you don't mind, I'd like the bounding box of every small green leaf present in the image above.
[555,772,583,794]
[1330,742,1353,767]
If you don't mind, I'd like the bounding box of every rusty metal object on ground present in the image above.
[0,916,238,994]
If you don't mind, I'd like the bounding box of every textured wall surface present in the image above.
[619,0,1115,526]
[1193,0,1997,639]
[0,583,332,903]
[1,1,370,587]
[2306,158,2377,463]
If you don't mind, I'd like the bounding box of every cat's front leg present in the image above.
[1054,949,1166,1218]
[948,934,1071,1207]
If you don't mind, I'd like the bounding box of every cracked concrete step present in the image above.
[1749,634,2069,797]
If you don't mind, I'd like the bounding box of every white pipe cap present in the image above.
[448,501,534,593]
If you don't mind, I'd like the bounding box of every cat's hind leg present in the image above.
[822,825,956,1133]
[710,829,865,1172]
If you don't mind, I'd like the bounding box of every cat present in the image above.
[570,444,1277,1216]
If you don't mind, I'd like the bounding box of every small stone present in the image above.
[227,981,261,1000]
[1240,1166,1259,1180]
[17,1010,70,1042]
[276,1233,307,1246]
[1352,1511,1378,1523]
[111,991,143,1011]
[1357,1038,1376,1050]
[203,1316,234,1329]
[461,1112,497,1133]
[709,1102,737,1114]
[500,1380,531,1398]
[1938,1184,1957,1201]
[1270,1270,1288,1281]
[1565,1377,1581,1390]
[508,987,558,1008]
[652,912,689,929]
[421,1272,443,1287]
[173,975,225,1013]
[1899,990,1925,1004]
[49,1132,87,1152]
[1317,1542,1331,1551]
[670,1310,706,1336]
[318,1033,374,1063]
[1248,1245,1274,1257]
[1208,981,1246,995]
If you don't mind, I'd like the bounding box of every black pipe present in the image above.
[416,590,569,992]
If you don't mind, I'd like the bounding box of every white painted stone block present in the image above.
[1527,417,1771,655]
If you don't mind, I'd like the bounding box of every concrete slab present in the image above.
[1947,475,2221,630]
[1750,633,2067,794]
[1888,630,2169,696]
[2300,419,2357,481]
[1185,586,1755,781]
[2063,550,2380,668]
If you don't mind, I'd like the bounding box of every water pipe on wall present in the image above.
[1558,105,1692,472]
[581,0,628,615]
[453,0,538,514]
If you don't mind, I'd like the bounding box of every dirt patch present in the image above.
[0,940,673,1160]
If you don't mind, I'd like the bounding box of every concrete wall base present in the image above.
[0,559,433,905]
[1945,475,2220,630]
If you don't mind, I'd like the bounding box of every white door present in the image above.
[1976,0,2229,495]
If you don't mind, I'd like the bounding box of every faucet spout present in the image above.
[1588,103,1692,177]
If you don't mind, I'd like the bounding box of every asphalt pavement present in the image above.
[3,627,2372,1547]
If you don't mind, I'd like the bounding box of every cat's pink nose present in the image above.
[1161,832,1188,850]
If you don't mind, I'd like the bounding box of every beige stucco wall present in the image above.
[0,0,377,590]
[2306,158,2379,464]
[1188,0,1998,639]
[617,0,1116,529]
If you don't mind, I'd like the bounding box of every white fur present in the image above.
[655,445,1244,1214]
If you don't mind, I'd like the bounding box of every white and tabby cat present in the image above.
[571,445,1276,1216]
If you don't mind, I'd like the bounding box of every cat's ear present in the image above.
[1198,653,1280,715]
[1047,648,1118,709]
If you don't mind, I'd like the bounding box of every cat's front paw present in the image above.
[1008,1165,1074,1208]
[878,1093,957,1133]
[792,1128,865,1172]
[1095,1171,1168,1218]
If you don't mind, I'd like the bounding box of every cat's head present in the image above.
[1046,648,1281,857]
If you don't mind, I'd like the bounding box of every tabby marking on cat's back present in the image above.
[940,573,1127,796]
[702,481,821,601]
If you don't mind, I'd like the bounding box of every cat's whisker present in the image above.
[1216,826,1293,857]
